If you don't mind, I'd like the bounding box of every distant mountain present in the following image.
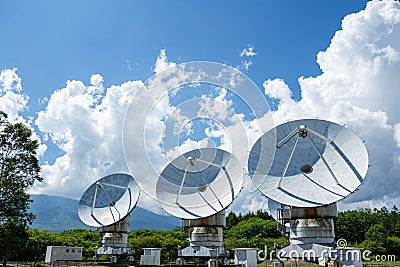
[29,194,181,233]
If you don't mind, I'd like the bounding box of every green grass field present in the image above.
[257,261,400,267]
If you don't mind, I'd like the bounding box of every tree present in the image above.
[128,228,189,262]
[386,236,400,257]
[335,209,375,244]
[0,111,42,263]
[224,216,287,254]
[25,229,57,261]
[0,222,29,263]
[225,217,281,240]
[55,229,100,259]
[226,211,240,230]
[226,210,274,230]
[361,224,388,255]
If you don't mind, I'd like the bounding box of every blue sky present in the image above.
[1,0,368,103]
[1,0,400,214]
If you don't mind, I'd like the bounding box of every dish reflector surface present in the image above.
[248,119,368,207]
[156,148,244,219]
[78,173,139,227]
[266,198,282,222]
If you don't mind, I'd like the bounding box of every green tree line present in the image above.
[336,206,400,257]
[6,210,283,262]
[224,210,288,253]
[3,207,400,262]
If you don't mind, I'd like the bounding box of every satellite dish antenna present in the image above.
[248,119,369,264]
[79,173,139,227]
[156,148,244,258]
[248,119,368,207]
[156,147,244,219]
[78,173,139,258]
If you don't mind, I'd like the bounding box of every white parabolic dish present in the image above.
[78,173,140,227]
[248,119,369,207]
[156,148,244,219]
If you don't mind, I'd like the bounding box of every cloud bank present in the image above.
[263,0,400,210]
[34,77,143,200]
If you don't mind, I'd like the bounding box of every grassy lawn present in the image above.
[363,261,400,266]
[257,261,400,267]
[257,264,319,267]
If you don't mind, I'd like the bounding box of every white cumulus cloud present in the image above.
[0,68,47,158]
[263,0,400,210]
[153,49,177,75]
[33,76,144,202]
[0,68,27,122]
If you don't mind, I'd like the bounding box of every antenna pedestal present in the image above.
[179,211,227,258]
[286,204,337,245]
[96,215,133,255]
[289,217,335,245]
[278,203,337,264]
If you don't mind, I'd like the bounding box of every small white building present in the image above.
[233,248,257,267]
[45,246,83,263]
[334,247,363,267]
[140,248,162,266]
